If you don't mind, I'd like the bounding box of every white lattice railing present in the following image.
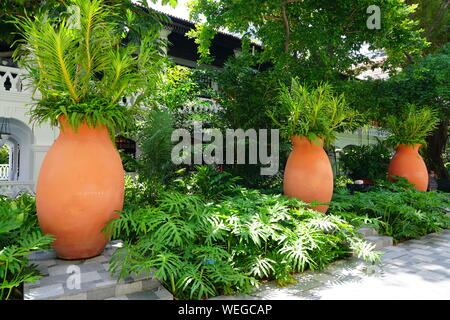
[0,65,31,93]
[0,164,9,180]
[0,181,35,198]
[177,98,222,114]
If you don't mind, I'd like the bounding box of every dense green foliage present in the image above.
[105,168,378,300]
[0,145,9,164]
[0,194,54,300]
[339,141,392,181]
[189,0,427,80]
[136,108,176,184]
[269,78,360,144]
[330,181,450,242]
[405,0,449,54]
[1,0,174,48]
[12,0,164,132]
[385,104,439,147]
[209,58,281,131]
[198,59,290,189]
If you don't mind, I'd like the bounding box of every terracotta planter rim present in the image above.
[290,135,324,146]
[57,114,108,133]
[395,143,422,151]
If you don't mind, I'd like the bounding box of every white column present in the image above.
[159,28,172,56]
[31,145,50,181]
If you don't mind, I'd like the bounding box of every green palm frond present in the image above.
[12,0,164,131]
[269,78,360,144]
[15,14,80,101]
[385,104,439,147]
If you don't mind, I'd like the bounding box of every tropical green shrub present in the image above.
[0,194,54,300]
[384,104,440,147]
[334,176,354,188]
[269,78,361,145]
[173,166,241,201]
[330,181,450,242]
[119,150,138,173]
[136,108,176,184]
[339,141,392,181]
[105,186,379,300]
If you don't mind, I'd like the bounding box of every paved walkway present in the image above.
[211,230,450,300]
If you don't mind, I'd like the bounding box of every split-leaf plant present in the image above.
[330,180,450,242]
[0,194,54,300]
[104,169,379,300]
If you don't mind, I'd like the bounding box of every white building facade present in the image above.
[0,64,58,196]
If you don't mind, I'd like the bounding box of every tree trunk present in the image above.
[281,2,290,54]
[424,119,449,179]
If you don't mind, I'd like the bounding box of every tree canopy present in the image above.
[0,0,176,53]
[188,0,428,81]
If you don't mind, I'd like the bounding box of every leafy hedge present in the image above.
[105,169,378,300]
[330,181,450,242]
[338,142,392,181]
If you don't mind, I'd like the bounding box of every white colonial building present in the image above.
[0,63,59,196]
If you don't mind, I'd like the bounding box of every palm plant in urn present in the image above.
[269,78,359,212]
[385,104,439,191]
[12,0,164,259]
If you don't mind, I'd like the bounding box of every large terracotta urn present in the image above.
[388,144,428,191]
[283,136,333,213]
[36,116,124,259]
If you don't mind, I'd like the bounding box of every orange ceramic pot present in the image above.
[283,136,333,213]
[36,116,124,259]
[388,144,428,191]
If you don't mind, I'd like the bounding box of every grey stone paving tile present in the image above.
[87,285,116,300]
[415,270,448,282]
[210,294,260,300]
[414,262,448,272]
[80,271,102,283]
[79,263,103,274]
[125,290,159,300]
[95,278,116,288]
[34,265,50,277]
[84,255,108,264]
[48,264,72,277]
[409,248,434,256]
[439,252,450,259]
[33,273,68,287]
[25,284,64,300]
[407,254,436,263]
[142,278,160,291]
[106,296,129,300]
[34,250,57,260]
[55,293,87,300]
[155,287,173,300]
[34,259,57,268]
[381,250,408,260]
[406,243,430,250]
[115,281,142,296]
[24,240,172,301]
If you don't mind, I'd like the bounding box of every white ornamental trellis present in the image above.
[0,65,32,93]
